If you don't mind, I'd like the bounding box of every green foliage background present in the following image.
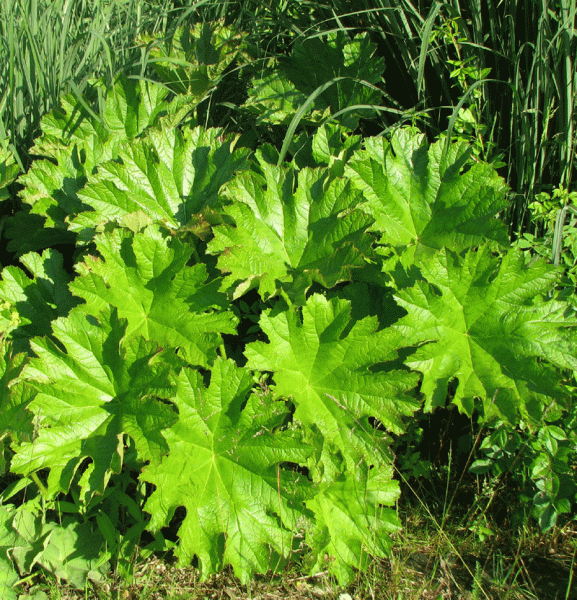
[0,2,576,596]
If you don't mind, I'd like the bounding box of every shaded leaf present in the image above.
[0,505,20,600]
[0,249,80,353]
[245,70,324,126]
[36,517,109,589]
[136,21,246,97]
[0,341,35,473]
[0,144,19,202]
[245,32,385,129]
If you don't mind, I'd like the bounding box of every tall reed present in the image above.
[0,0,187,167]
[2,0,574,236]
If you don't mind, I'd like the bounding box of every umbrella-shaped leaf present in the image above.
[245,294,420,467]
[7,78,173,255]
[70,224,237,366]
[345,127,509,263]
[141,359,312,582]
[208,156,374,303]
[10,307,181,499]
[73,126,250,233]
[393,245,577,423]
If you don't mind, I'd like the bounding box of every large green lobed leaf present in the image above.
[141,358,311,582]
[393,245,577,423]
[305,468,401,584]
[208,154,375,303]
[245,294,421,469]
[71,224,236,367]
[10,307,181,499]
[7,78,174,255]
[72,126,250,235]
[345,127,510,264]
